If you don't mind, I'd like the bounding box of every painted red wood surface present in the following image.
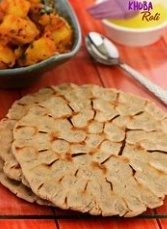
[0,0,167,228]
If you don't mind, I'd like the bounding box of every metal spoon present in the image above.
[85,32,167,105]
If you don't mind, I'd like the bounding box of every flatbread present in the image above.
[0,84,74,182]
[0,158,53,205]
[12,84,167,217]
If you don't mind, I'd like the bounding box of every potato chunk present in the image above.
[43,15,73,52]
[19,36,57,66]
[51,22,73,52]
[0,43,15,68]
[2,0,31,18]
[0,14,39,44]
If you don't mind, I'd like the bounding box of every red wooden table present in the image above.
[1,0,167,228]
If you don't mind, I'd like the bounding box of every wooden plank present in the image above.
[54,208,160,229]
[0,220,57,229]
[0,183,57,228]
[69,0,105,36]
[57,217,160,229]
[0,89,20,119]
[19,58,102,96]
[0,183,53,215]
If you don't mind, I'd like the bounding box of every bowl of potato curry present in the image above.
[0,0,81,88]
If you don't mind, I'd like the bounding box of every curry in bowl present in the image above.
[0,0,73,69]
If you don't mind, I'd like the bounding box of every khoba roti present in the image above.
[8,83,167,217]
[0,85,73,182]
[0,158,52,205]
[0,85,75,205]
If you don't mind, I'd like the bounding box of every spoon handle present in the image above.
[120,63,167,105]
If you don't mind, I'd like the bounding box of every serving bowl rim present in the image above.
[102,18,167,33]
